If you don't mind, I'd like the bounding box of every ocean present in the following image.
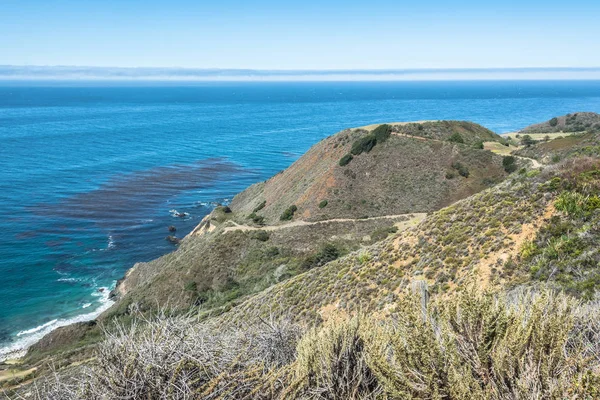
[1,80,600,359]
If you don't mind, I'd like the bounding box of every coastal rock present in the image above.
[166,235,180,244]
[168,225,177,232]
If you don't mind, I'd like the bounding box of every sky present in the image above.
[1,0,599,71]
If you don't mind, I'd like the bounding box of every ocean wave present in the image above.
[57,277,79,283]
[169,209,190,219]
[0,286,115,362]
[16,319,58,337]
[82,303,92,309]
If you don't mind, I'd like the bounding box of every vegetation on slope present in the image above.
[520,112,600,134]
[13,285,600,399]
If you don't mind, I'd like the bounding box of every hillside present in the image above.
[9,117,600,399]
[229,121,507,225]
[519,112,600,134]
[8,120,512,371]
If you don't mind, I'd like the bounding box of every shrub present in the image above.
[473,140,484,149]
[253,200,266,213]
[502,155,517,173]
[447,132,464,144]
[252,230,270,242]
[351,134,377,155]
[372,124,391,143]
[521,134,535,146]
[451,161,469,178]
[339,154,353,166]
[550,117,559,127]
[248,212,265,225]
[370,225,398,242]
[319,200,328,208]
[280,205,298,221]
[301,243,341,271]
[184,281,198,292]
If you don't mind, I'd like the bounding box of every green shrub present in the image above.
[521,134,535,146]
[549,117,559,127]
[301,243,341,271]
[502,155,517,173]
[184,281,197,292]
[451,161,469,178]
[339,154,353,166]
[252,230,270,242]
[319,200,328,209]
[280,205,298,221]
[447,132,464,144]
[248,212,265,225]
[473,141,484,149]
[372,124,392,143]
[351,134,377,155]
[253,200,266,213]
[371,225,398,242]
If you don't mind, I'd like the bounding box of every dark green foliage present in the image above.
[451,161,469,178]
[549,117,559,127]
[339,154,353,166]
[445,171,456,179]
[184,281,198,292]
[280,205,298,221]
[252,230,270,242]
[300,243,341,271]
[521,135,535,146]
[319,200,328,209]
[215,205,232,213]
[502,156,517,173]
[372,124,392,143]
[351,134,377,155]
[370,225,398,242]
[447,132,464,144]
[253,201,266,213]
[473,141,484,149]
[248,212,265,225]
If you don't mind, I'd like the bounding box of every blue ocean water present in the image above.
[1,80,600,357]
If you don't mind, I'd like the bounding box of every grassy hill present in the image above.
[230,121,508,225]
[519,112,600,134]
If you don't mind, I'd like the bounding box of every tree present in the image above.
[549,117,559,127]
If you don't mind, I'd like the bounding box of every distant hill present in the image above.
[519,112,600,134]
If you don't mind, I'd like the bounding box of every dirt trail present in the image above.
[222,213,427,234]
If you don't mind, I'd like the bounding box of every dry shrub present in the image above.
[13,286,600,399]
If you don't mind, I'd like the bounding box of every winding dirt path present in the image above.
[222,213,427,234]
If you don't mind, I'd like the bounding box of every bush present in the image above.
[550,117,559,127]
[280,205,298,221]
[447,132,464,144]
[451,161,469,178]
[473,140,484,149]
[370,225,398,242]
[318,200,328,208]
[521,134,535,146]
[252,230,270,242]
[502,155,517,173]
[372,124,391,143]
[351,134,377,155]
[339,154,353,166]
[253,200,266,213]
[300,243,341,271]
[248,212,265,225]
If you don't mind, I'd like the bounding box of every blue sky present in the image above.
[1,0,599,70]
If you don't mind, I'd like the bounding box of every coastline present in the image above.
[0,285,115,362]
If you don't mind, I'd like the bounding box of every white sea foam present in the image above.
[0,285,115,362]
[16,319,58,337]
[82,303,92,309]
[107,235,115,249]
[57,277,79,283]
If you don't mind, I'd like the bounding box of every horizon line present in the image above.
[2,65,600,82]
